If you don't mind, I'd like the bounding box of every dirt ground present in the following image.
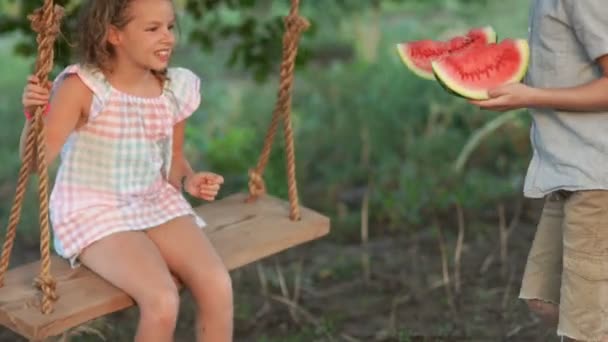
[0,197,558,342]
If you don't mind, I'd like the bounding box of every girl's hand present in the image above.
[22,75,51,115]
[184,172,224,201]
[469,82,537,112]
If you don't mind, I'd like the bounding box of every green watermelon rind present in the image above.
[396,44,435,80]
[480,26,498,45]
[431,39,530,100]
[435,71,466,98]
[396,25,497,81]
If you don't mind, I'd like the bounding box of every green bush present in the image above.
[0,0,533,244]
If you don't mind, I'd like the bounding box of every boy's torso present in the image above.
[524,0,608,198]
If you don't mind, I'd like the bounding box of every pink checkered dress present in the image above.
[49,64,206,267]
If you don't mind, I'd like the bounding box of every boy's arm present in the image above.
[472,0,608,112]
[527,55,608,112]
[469,59,608,113]
[535,0,608,111]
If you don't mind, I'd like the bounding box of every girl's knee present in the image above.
[526,298,556,313]
[211,267,233,303]
[138,284,181,325]
[525,299,558,325]
[195,266,233,306]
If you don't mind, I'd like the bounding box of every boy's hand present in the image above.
[184,172,224,201]
[469,82,536,112]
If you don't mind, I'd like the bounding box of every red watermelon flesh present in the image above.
[431,38,530,100]
[396,26,497,80]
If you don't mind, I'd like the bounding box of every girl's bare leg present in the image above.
[146,216,233,342]
[79,231,180,342]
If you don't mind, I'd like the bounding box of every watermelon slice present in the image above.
[396,26,497,80]
[431,38,530,100]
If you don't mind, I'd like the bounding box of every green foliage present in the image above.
[288,60,527,228]
[196,58,529,236]
[0,0,288,80]
[0,0,490,80]
[0,0,530,244]
[193,0,531,237]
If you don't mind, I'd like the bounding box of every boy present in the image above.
[470,1,608,341]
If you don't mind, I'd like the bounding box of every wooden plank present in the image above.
[0,193,330,340]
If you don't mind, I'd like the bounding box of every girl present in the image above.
[20,0,233,341]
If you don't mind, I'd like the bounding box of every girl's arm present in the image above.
[19,74,90,169]
[169,119,224,201]
[168,119,194,190]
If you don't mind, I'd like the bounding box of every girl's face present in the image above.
[108,0,176,72]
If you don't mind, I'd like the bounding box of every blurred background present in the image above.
[0,0,550,341]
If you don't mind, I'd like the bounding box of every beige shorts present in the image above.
[520,190,608,341]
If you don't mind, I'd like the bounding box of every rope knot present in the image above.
[27,4,64,37]
[34,274,58,301]
[247,169,266,202]
[285,14,310,34]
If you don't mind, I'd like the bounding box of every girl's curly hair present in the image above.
[75,0,170,82]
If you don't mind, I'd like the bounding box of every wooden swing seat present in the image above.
[0,193,329,340]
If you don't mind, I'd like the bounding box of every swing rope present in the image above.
[247,0,309,222]
[0,0,64,314]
